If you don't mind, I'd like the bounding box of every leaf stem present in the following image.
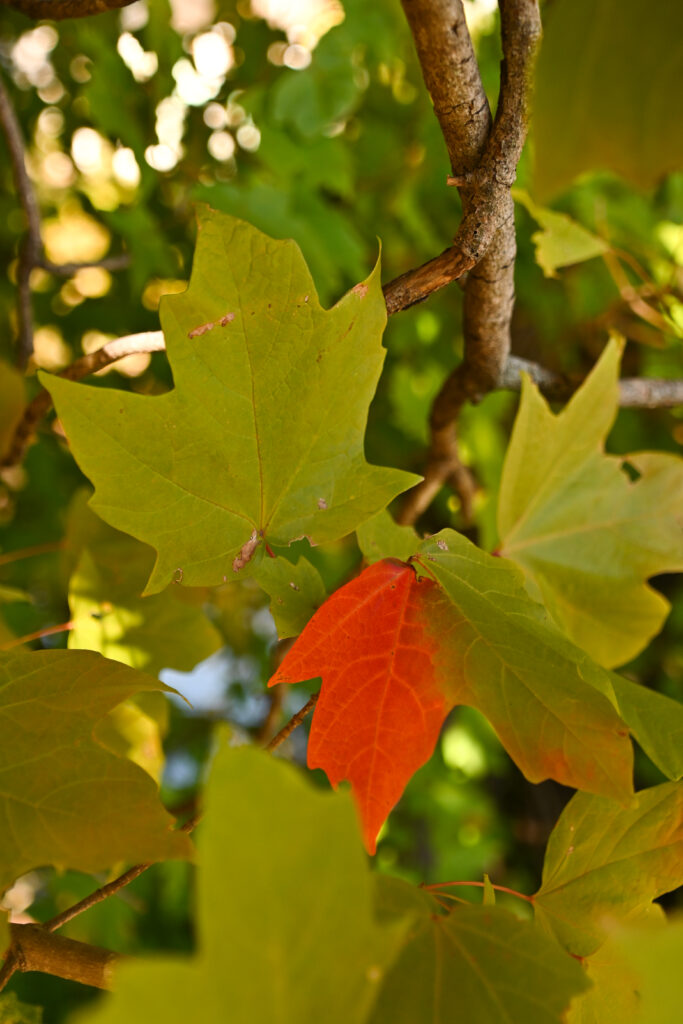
[423,880,534,904]
[0,621,73,651]
[0,540,66,568]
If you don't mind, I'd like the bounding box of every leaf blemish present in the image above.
[436,539,448,551]
[318,498,328,510]
[232,529,261,572]
[289,582,300,591]
[352,282,369,299]
[174,567,184,583]
[188,312,235,337]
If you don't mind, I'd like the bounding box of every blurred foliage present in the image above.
[0,1,681,1019]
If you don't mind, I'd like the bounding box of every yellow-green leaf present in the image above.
[75,743,406,1024]
[0,650,192,897]
[498,339,683,668]
[66,500,222,675]
[43,209,418,594]
[371,876,588,1023]
[535,782,683,956]
[513,189,609,278]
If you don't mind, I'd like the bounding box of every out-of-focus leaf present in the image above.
[256,555,326,639]
[566,906,666,1024]
[356,510,419,564]
[43,209,417,594]
[0,992,42,1024]
[513,189,609,277]
[533,0,683,198]
[498,339,683,668]
[535,782,683,956]
[0,650,192,896]
[371,876,588,1023]
[75,743,406,1024]
[611,915,683,1024]
[67,502,222,675]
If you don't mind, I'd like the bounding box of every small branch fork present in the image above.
[0,70,129,369]
[396,0,542,525]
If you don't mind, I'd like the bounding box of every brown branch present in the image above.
[265,692,319,753]
[4,925,118,990]
[0,0,137,19]
[397,0,541,525]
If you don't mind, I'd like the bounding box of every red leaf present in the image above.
[268,559,450,853]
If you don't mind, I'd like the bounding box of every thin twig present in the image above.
[0,70,41,368]
[44,812,200,934]
[0,620,73,651]
[501,356,683,408]
[265,692,319,753]
[423,879,535,904]
[0,539,66,568]
[0,71,131,367]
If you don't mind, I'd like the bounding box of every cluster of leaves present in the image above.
[0,1,682,1022]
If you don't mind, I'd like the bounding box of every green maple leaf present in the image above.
[76,742,406,1024]
[370,876,588,1023]
[512,189,609,278]
[43,209,418,594]
[0,650,191,896]
[534,782,683,956]
[256,554,326,638]
[417,531,634,801]
[498,338,683,668]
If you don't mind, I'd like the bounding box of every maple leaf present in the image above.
[270,538,642,852]
[498,337,683,668]
[534,781,683,956]
[372,876,588,1024]
[269,559,449,853]
[76,742,406,1024]
[0,649,191,896]
[42,209,418,594]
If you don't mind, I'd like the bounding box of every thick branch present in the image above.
[398,0,541,524]
[5,925,118,990]
[0,0,136,18]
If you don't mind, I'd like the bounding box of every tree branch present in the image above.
[0,0,137,19]
[4,925,118,990]
[397,0,541,525]
[265,692,319,753]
